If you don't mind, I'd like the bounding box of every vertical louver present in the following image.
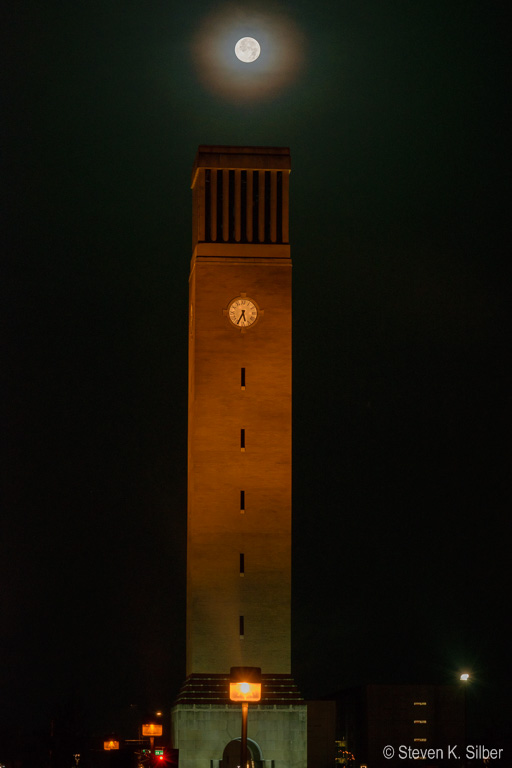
[202,168,289,244]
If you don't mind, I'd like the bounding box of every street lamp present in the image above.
[103,740,120,751]
[459,672,470,766]
[230,667,262,768]
[142,721,163,757]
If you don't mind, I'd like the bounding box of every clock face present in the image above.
[228,297,258,328]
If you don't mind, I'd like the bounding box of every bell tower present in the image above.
[172,146,306,768]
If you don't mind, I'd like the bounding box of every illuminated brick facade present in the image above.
[172,146,306,768]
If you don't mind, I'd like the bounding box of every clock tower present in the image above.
[172,146,306,768]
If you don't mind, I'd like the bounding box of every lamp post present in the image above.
[230,667,262,768]
[460,673,470,767]
[142,721,163,758]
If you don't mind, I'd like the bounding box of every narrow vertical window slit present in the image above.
[210,169,218,242]
[216,170,223,239]
[277,171,283,243]
[228,169,235,241]
[222,169,229,242]
[264,171,271,242]
[204,169,211,241]
[253,171,259,242]
[241,170,247,242]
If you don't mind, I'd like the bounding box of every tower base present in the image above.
[172,674,307,768]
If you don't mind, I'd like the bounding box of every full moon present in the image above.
[235,37,261,63]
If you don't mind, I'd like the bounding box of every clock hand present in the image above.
[237,310,246,325]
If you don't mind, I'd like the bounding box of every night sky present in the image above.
[2,0,510,755]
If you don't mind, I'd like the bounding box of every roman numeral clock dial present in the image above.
[227,297,259,329]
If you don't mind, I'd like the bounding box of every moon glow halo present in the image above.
[192,6,304,102]
[235,37,261,63]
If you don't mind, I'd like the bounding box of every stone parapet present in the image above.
[175,673,303,706]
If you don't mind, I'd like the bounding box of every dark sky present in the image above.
[2,0,510,750]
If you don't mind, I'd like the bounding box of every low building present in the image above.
[337,684,465,768]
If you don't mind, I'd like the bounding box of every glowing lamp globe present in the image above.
[142,723,163,737]
[104,740,119,751]
[230,681,262,702]
[229,666,262,702]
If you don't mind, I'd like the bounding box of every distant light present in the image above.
[460,673,470,681]
[103,740,119,751]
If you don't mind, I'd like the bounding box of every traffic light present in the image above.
[145,748,178,767]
